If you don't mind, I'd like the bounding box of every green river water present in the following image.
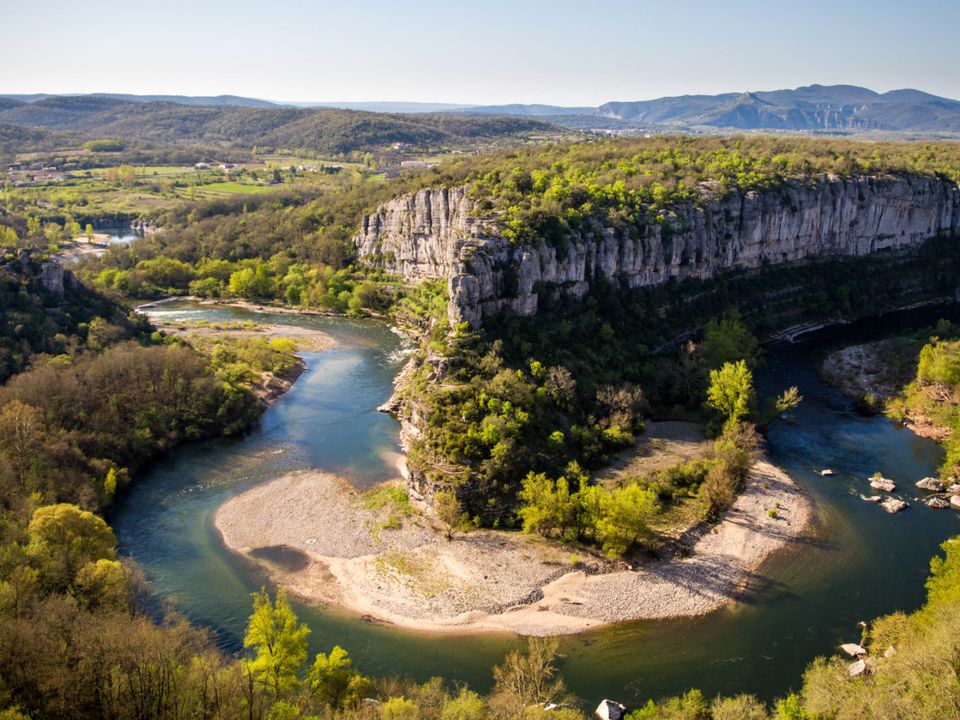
[111,300,960,706]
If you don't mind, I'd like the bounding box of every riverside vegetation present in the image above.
[2,134,960,717]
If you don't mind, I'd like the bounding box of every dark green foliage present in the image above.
[0,341,258,512]
[0,252,146,382]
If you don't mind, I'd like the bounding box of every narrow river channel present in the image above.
[111,300,960,706]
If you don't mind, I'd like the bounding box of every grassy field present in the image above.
[199,181,277,195]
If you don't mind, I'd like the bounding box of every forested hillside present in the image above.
[0,96,565,155]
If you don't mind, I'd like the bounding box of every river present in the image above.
[111,301,960,706]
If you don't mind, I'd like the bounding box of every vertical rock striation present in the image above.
[355,176,960,328]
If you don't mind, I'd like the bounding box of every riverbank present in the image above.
[821,340,949,440]
[214,456,813,636]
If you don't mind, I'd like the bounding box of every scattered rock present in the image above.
[926,496,951,509]
[915,477,944,492]
[840,643,866,657]
[870,476,896,492]
[948,484,960,495]
[820,469,834,476]
[880,498,909,513]
[860,494,883,503]
[884,645,896,658]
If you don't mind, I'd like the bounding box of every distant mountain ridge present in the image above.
[3,84,960,138]
[593,84,960,132]
[0,93,281,109]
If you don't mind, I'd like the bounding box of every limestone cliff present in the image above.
[355,176,960,327]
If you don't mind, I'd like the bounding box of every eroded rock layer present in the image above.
[355,176,960,327]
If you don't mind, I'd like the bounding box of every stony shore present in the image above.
[821,340,948,440]
[215,458,813,636]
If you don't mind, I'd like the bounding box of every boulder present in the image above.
[916,477,945,492]
[820,469,834,476]
[860,494,882,503]
[848,659,867,677]
[926,496,951,509]
[952,495,960,511]
[948,484,960,495]
[840,643,866,657]
[870,476,896,492]
[880,498,909,513]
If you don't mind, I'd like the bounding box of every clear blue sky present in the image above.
[2,0,958,104]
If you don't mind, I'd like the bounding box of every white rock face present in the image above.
[355,176,960,328]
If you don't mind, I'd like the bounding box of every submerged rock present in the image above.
[915,477,944,492]
[880,498,909,513]
[860,494,883,503]
[820,469,834,476]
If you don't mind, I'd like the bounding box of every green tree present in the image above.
[518,473,576,538]
[306,645,371,708]
[74,558,129,611]
[441,689,489,720]
[594,484,659,557]
[700,312,760,370]
[706,360,756,426]
[243,587,310,699]
[26,503,117,589]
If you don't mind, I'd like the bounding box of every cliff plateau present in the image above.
[355,176,960,327]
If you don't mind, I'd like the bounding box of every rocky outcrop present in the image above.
[355,176,960,328]
[16,249,75,297]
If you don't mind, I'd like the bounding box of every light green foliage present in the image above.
[891,337,960,478]
[627,689,709,720]
[594,484,659,557]
[73,558,128,611]
[710,694,769,720]
[518,473,576,538]
[243,588,310,699]
[773,694,808,720]
[26,503,116,590]
[441,689,488,720]
[381,696,420,720]
[917,338,960,386]
[307,645,371,709]
[707,360,756,426]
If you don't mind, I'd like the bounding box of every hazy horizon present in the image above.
[4,81,960,108]
[3,0,959,106]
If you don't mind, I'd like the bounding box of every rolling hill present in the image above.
[0,96,565,154]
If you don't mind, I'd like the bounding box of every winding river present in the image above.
[112,301,960,706]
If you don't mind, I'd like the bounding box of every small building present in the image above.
[595,699,626,720]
